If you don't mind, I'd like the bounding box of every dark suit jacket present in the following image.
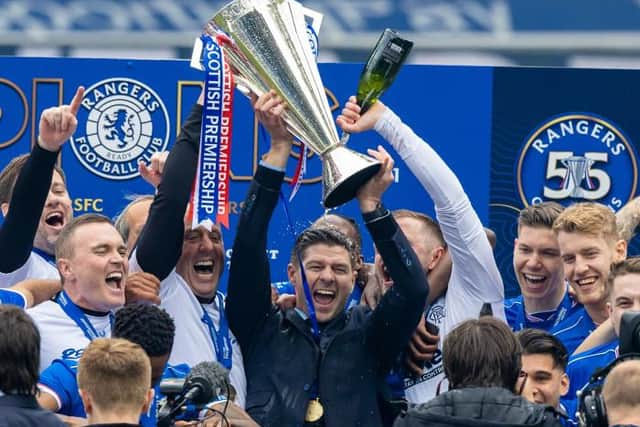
[0,394,66,427]
[226,165,429,427]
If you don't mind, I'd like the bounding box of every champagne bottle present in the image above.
[356,29,413,114]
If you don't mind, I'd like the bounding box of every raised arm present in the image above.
[339,99,503,321]
[0,87,83,272]
[134,94,203,280]
[616,196,640,242]
[226,91,293,351]
[358,147,429,371]
[374,106,501,300]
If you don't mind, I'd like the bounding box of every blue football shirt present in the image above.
[39,358,190,425]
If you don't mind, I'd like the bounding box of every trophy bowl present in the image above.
[204,0,381,208]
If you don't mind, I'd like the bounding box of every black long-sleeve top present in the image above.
[0,145,58,273]
[134,104,202,280]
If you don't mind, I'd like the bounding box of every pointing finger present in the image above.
[69,86,85,116]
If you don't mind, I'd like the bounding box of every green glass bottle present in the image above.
[356,29,413,114]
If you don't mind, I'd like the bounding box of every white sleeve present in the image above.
[128,249,174,299]
[128,249,142,273]
[0,253,59,288]
[375,108,505,327]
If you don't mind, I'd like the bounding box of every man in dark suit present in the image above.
[0,305,65,427]
[226,91,429,427]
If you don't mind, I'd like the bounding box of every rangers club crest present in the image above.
[70,78,170,180]
[517,113,638,211]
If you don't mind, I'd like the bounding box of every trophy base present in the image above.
[322,145,382,208]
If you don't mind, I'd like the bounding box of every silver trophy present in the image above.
[561,156,595,198]
[202,0,381,208]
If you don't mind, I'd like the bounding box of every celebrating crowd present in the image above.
[2,84,640,427]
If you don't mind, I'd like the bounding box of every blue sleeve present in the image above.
[503,297,520,331]
[560,398,579,426]
[565,358,594,401]
[566,342,617,401]
[140,400,157,427]
[0,289,26,308]
[164,363,190,379]
[39,360,86,417]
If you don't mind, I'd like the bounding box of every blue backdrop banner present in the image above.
[1,57,638,295]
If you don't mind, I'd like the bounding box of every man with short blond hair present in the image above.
[27,214,127,371]
[602,359,640,427]
[550,202,627,355]
[337,96,505,404]
[78,338,153,426]
[564,257,640,405]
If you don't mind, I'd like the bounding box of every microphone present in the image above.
[157,361,233,427]
[159,377,185,397]
[183,361,230,404]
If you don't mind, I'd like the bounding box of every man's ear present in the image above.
[614,239,628,262]
[427,246,445,271]
[57,258,72,281]
[0,202,8,217]
[79,389,92,415]
[560,373,570,397]
[141,388,155,413]
[287,263,297,285]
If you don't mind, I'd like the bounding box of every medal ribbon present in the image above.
[55,290,113,342]
[278,191,321,340]
[200,292,233,370]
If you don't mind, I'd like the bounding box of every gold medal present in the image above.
[305,398,324,423]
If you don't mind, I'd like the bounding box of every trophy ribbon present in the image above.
[289,143,307,201]
[190,34,234,229]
